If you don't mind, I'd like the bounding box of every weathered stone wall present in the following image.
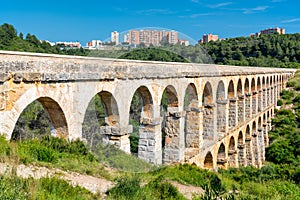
[228,99,237,127]
[245,95,251,120]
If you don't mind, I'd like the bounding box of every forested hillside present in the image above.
[0,23,87,56]
[201,34,300,68]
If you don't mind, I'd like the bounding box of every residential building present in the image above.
[199,34,219,43]
[178,39,189,46]
[56,41,81,48]
[259,27,285,35]
[111,31,119,45]
[127,29,179,46]
[86,40,103,49]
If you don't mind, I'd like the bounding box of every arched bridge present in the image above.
[0,50,295,169]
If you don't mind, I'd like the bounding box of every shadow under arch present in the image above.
[217,142,226,169]
[228,136,236,167]
[82,91,120,151]
[11,97,68,141]
[204,151,214,169]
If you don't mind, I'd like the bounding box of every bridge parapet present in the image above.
[0,50,296,83]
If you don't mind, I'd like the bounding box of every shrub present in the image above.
[277,99,283,106]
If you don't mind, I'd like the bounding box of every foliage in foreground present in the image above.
[0,174,98,200]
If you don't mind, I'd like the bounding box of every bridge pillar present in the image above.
[238,143,246,167]
[258,127,265,162]
[228,98,237,127]
[184,104,203,162]
[162,107,185,164]
[238,95,245,124]
[138,114,162,164]
[258,90,263,112]
[252,91,258,116]
[100,125,133,154]
[245,134,254,166]
[245,93,252,120]
[216,99,228,139]
[264,121,271,147]
[252,131,262,168]
[262,88,267,111]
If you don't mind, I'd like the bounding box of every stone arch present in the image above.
[203,81,213,104]
[184,83,201,161]
[251,78,257,115]
[217,143,226,169]
[262,77,267,109]
[204,152,213,169]
[244,78,251,119]
[257,77,262,112]
[237,79,244,123]
[129,86,157,161]
[245,125,253,166]
[238,131,245,166]
[161,85,182,164]
[11,97,68,140]
[82,91,120,151]
[216,81,227,134]
[202,82,215,141]
[228,80,236,127]
[266,76,271,105]
[228,136,237,167]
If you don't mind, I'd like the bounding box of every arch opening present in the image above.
[244,78,251,120]
[216,81,226,135]
[237,79,244,123]
[184,83,200,160]
[202,82,214,141]
[12,97,68,141]
[217,143,226,169]
[82,91,119,151]
[128,86,154,157]
[204,152,213,169]
[228,80,236,127]
[161,85,181,164]
[228,136,236,167]
[251,78,257,115]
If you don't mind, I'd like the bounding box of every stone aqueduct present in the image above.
[0,50,296,169]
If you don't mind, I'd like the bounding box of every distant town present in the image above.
[49,27,286,50]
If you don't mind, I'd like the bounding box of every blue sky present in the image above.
[1,0,299,45]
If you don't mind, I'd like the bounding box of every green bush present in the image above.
[277,99,283,106]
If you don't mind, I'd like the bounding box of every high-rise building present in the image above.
[168,30,178,45]
[111,31,119,45]
[128,30,140,45]
[200,34,218,43]
[127,30,179,46]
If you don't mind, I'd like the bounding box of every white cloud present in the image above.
[207,2,232,8]
[242,6,269,14]
[281,18,300,23]
[136,9,176,15]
